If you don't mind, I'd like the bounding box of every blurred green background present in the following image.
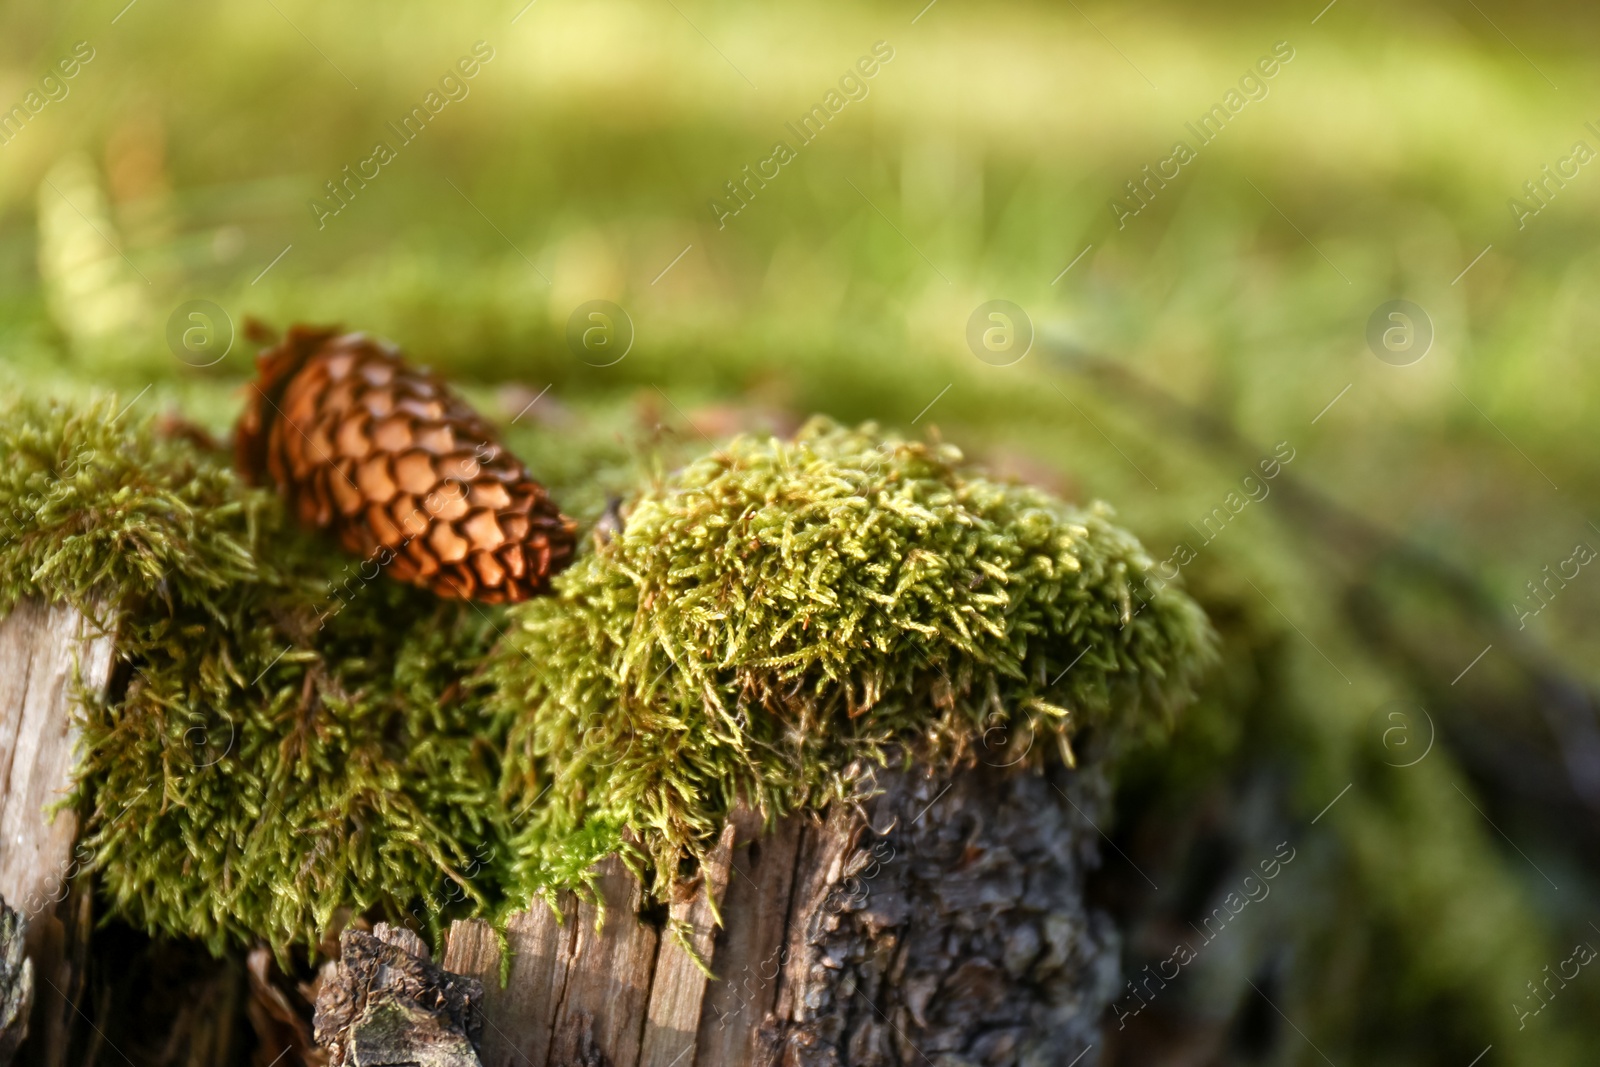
[3,0,1598,1063]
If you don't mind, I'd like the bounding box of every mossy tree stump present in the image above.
[428,758,1112,1067]
[0,598,1120,1067]
[0,407,1211,1066]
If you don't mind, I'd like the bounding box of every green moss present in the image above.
[0,397,508,958]
[488,418,1214,907]
[0,401,1211,954]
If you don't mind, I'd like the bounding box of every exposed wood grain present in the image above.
[0,598,116,1067]
[691,807,804,1067]
[0,598,113,919]
[637,821,735,1067]
[762,799,861,1067]
[547,854,659,1067]
[443,897,576,1067]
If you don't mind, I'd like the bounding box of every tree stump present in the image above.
[436,758,1116,1067]
[0,598,115,1067]
[0,609,1125,1067]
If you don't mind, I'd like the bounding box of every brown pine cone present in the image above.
[234,324,576,603]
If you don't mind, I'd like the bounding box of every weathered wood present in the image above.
[443,899,576,1067]
[762,798,862,1066]
[636,821,735,1067]
[546,854,658,1067]
[314,923,485,1067]
[0,598,116,1067]
[691,806,803,1067]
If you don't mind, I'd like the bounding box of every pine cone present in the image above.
[234,324,576,603]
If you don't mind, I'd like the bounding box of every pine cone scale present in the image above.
[474,552,506,589]
[356,459,397,504]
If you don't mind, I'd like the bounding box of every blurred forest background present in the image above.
[2,0,1599,1063]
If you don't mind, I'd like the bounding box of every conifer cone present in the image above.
[234,323,576,603]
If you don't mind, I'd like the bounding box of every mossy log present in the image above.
[0,598,114,1067]
[0,602,1122,1067]
[426,757,1113,1067]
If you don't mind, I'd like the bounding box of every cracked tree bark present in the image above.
[437,755,1117,1067]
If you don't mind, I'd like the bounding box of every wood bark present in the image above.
[439,758,1116,1067]
[0,597,116,1067]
